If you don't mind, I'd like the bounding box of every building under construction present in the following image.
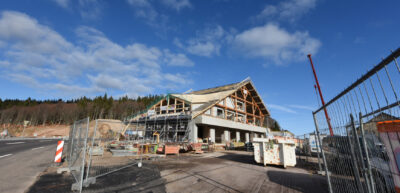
[125,78,271,144]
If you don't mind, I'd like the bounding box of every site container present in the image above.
[253,138,296,168]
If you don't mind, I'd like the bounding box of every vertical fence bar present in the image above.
[351,114,371,193]
[313,113,333,193]
[69,122,76,164]
[346,121,364,193]
[85,119,98,184]
[315,131,323,173]
[359,112,376,193]
[78,117,90,193]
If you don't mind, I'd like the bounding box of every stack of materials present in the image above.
[191,143,203,154]
[164,144,180,155]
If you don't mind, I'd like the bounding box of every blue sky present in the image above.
[0,0,399,135]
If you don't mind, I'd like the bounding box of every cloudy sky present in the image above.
[0,0,399,135]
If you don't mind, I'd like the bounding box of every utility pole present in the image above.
[308,54,334,136]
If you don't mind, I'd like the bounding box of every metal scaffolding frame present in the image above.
[125,114,192,143]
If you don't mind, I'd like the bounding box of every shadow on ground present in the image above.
[267,170,328,193]
[215,151,255,165]
[27,162,166,193]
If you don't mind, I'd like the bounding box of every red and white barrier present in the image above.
[54,140,64,163]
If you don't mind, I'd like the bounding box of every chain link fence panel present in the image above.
[83,119,144,189]
[68,117,90,192]
[313,48,400,193]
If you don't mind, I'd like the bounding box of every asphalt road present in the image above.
[0,139,60,193]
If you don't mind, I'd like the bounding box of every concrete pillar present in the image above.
[254,133,258,139]
[224,130,230,143]
[189,121,198,143]
[210,128,215,143]
[245,133,250,143]
[236,131,240,142]
[260,134,264,138]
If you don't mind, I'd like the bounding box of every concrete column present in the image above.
[254,133,258,139]
[210,128,215,143]
[236,131,240,142]
[245,133,250,143]
[224,130,230,143]
[260,134,264,138]
[189,121,198,143]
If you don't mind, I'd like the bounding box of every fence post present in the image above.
[359,113,376,193]
[346,116,364,193]
[68,122,76,164]
[314,131,323,174]
[351,114,371,193]
[313,113,333,193]
[84,119,98,186]
[78,117,90,193]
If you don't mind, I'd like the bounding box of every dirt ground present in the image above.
[27,151,328,193]
[2,119,124,138]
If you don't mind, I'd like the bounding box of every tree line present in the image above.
[0,94,282,131]
[0,94,163,126]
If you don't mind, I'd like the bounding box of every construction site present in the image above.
[1,1,399,192]
[1,48,400,193]
[12,78,306,193]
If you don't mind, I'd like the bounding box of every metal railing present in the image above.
[313,48,400,193]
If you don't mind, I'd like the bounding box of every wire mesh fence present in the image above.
[84,119,144,189]
[66,115,194,192]
[313,48,400,193]
[68,117,90,192]
[294,132,324,174]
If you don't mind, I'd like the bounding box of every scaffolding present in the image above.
[124,114,192,143]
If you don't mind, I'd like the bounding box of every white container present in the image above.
[253,138,296,168]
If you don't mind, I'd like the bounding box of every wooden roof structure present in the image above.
[171,77,270,118]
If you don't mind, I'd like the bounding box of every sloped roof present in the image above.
[367,112,399,123]
[171,78,270,118]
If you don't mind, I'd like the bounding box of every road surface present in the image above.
[0,139,60,193]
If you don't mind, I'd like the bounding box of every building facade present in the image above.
[127,78,270,144]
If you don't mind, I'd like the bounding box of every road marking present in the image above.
[6,142,25,145]
[0,154,12,158]
[32,147,44,150]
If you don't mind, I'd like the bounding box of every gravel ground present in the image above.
[27,151,328,193]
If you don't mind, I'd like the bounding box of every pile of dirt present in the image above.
[2,124,70,137]
[88,119,125,139]
[1,119,126,138]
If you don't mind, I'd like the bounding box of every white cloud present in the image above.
[175,25,228,57]
[51,0,103,20]
[52,0,70,8]
[78,0,104,20]
[0,11,194,98]
[164,49,194,66]
[256,0,317,22]
[126,0,191,32]
[127,0,158,21]
[233,23,321,64]
[288,104,315,111]
[268,104,297,114]
[161,0,192,11]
